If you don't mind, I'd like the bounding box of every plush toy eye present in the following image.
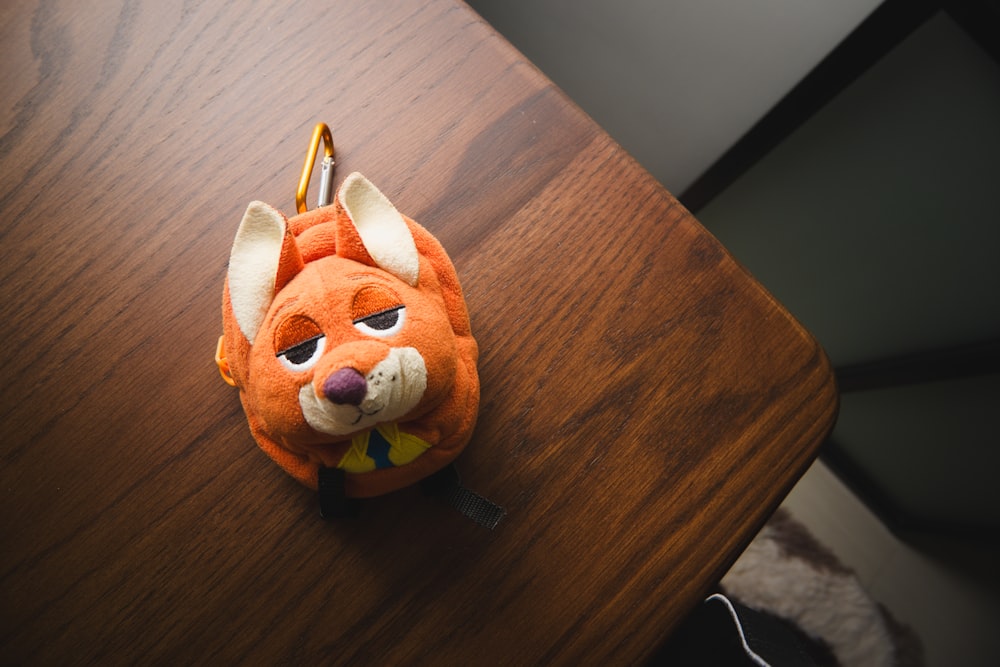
[353,306,405,337]
[277,335,326,371]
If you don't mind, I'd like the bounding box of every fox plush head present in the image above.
[220,172,479,499]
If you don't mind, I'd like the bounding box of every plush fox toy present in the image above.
[219,172,479,502]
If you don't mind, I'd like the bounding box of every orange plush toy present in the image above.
[218,171,487,520]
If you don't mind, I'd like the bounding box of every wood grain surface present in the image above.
[0,0,837,664]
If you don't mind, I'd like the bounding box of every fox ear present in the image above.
[337,172,419,286]
[228,201,304,344]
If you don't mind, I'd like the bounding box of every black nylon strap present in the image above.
[317,464,504,528]
[317,466,359,519]
[421,464,506,530]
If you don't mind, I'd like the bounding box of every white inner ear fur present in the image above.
[228,201,286,344]
[339,172,419,286]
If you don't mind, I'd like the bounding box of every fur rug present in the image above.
[719,509,925,667]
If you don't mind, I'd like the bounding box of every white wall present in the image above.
[467,0,883,193]
[698,12,1000,366]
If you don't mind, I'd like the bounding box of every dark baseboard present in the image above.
[679,0,1000,214]
[836,338,1000,393]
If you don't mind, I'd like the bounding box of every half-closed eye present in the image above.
[274,314,325,372]
[353,306,405,338]
[277,335,326,371]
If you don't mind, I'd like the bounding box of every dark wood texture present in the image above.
[0,1,837,664]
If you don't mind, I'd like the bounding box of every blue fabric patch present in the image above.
[367,428,395,469]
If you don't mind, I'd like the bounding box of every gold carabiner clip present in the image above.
[295,122,336,213]
[215,335,237,387]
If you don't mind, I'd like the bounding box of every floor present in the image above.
[777,460,1000,666]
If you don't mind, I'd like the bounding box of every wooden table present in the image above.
[0,1,837,663]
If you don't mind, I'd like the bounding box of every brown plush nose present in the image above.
[323,368,367,405]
